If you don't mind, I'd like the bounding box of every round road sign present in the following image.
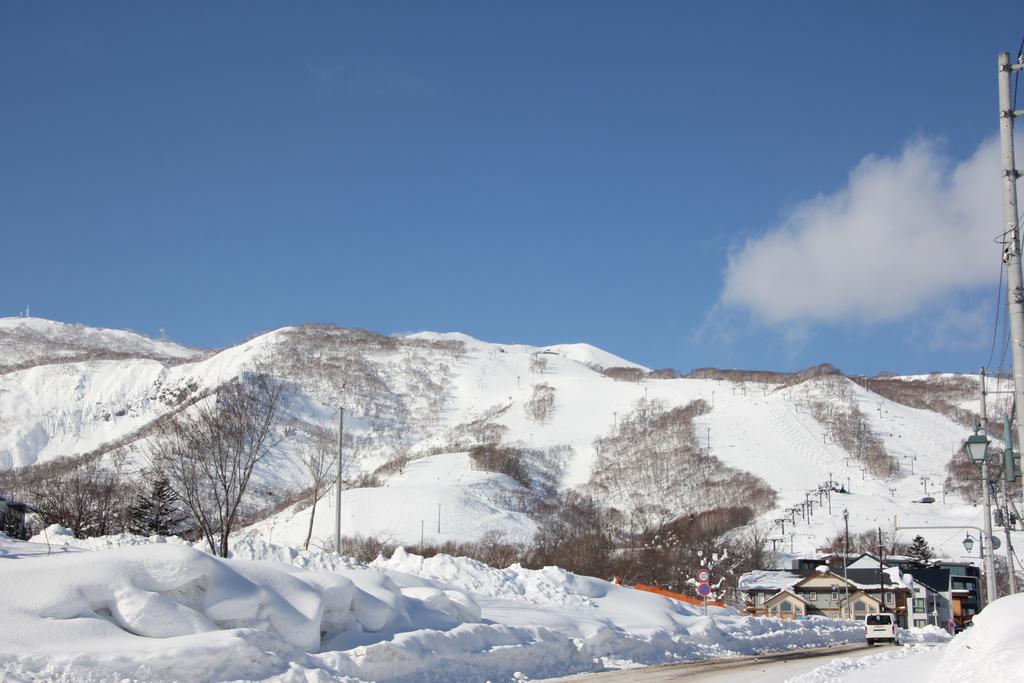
[697,581,712,597]
[696,567,711,583]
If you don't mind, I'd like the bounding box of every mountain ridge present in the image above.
[0,317,1012,567]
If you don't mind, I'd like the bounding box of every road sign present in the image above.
[697,581,711,597]
[696,567,711,583]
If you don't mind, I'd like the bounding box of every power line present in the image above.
[1015,34,1024,111]
[987,258,1006,372]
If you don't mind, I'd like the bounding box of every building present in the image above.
[740,567,902,621]
[0,496,33,540]
[906,576,946,629]
[738,553,943,628]
[901,562,980,631]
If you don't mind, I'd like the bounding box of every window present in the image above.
[913,598,926,611]
[807,591,817,602]
[866,614,893,625]
[854,600,866,614]
[756,593,765,605]
[914,619,927,628]
[780,600,793,613]
[884,592,894,606]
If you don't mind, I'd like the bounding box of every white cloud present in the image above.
[718,136,1004,326]
[924,303,991,352]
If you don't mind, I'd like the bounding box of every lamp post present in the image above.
[966,414,998,604]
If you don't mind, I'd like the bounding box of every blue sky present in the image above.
[2,2,1022,375]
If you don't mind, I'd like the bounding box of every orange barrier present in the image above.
[631,583,726,609]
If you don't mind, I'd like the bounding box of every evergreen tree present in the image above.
[907,534,933,563]
[129,478,186,536]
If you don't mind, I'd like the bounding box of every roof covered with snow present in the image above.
[737,570,804,591]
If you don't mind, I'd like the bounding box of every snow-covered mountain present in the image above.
[0,316,1012,564]
[0,317,204,372]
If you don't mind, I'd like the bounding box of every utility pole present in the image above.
[878,528,886,613]
[980,368,999,603]
[843,509,851,619]
[334,407,344,556]
[997,51,1024,486]
[1003,414,1018,595]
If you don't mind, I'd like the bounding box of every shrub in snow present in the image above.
[468,445,531,488]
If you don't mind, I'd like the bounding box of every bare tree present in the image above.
[27,453,136,539]
[151,373,292,557]
[301,424,338,550]
[524,383,556,424]
[529,354,548,374]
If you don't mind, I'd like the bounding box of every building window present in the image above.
[807,591,817,602]
[756,593,765,605]
[854,600,866,614]
[884,592,894,606]
[913,619,927,628]
[780,600,793,614]
[913,598,926,611]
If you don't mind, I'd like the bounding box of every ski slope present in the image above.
[0,317,1015,563]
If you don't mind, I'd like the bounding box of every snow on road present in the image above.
[788,644,942,682]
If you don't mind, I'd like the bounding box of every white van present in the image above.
[864,613,899,645]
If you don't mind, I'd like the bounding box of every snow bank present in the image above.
[376,548,863,670]
[0,533,867,682]
[0,535,480,681]
[377,547,631,609]
[932,593,1024,682]
[899,624,951,644]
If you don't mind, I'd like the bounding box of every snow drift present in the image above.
[932,593,1024,682]
[0,532,865,682]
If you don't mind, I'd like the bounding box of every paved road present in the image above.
[545,642,894,682]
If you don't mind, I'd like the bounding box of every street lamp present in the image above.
[963,534,975,555]
[965,428,990,463]
[964,424,998,603]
